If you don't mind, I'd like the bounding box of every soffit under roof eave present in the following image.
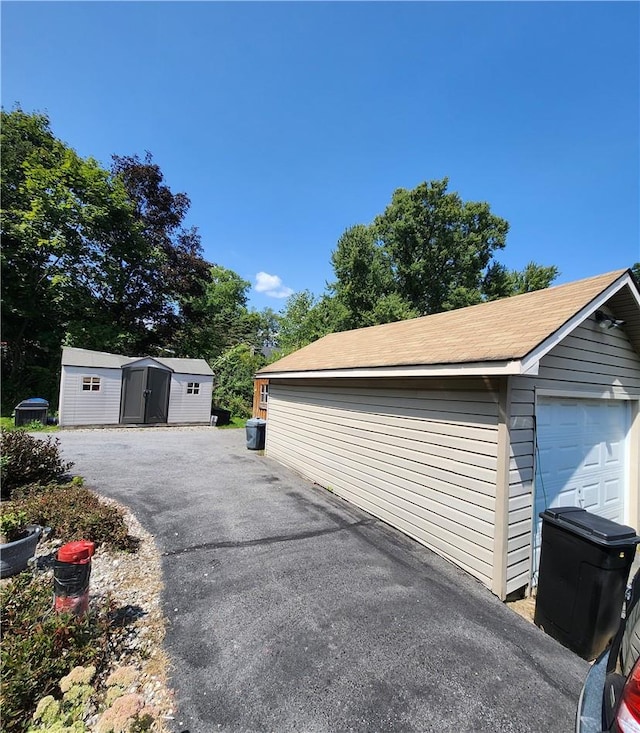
[519,273,638,373]
[259,359,533,380]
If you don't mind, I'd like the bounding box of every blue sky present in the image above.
[2,1,639,311]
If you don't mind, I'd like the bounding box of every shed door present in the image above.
[532,397,630,580]
[120,368,147,423]
[145,368,170,423]
[120,366,171,424]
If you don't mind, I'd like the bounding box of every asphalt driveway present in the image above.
[56,426,588,733]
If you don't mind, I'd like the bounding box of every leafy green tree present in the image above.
[274,291,342,355]
[330,224,409,328]
[1,109,148,410]
[255,307,280,350]
[374,178,510,315]
[328,180,558,329]
[212,343,266,417]
[0,110,213,412]
[632,263,640,282]
[508,262,560,294]
[482,261,559,301]
[178,265,253,360]
[110,153,211,351]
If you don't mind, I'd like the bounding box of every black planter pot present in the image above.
[0,525,43,578]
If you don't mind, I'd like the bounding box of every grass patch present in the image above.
[0,417,58,433]
[217,416,246,429]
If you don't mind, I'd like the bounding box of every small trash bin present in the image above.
[210,407,231,426]
[534,507,640,660]
[245,418,266,450]
[14,397,49,426]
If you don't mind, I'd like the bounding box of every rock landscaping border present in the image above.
[32,495,175,731]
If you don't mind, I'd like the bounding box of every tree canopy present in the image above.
[319,178,559,346]
[0,110,214,410]
[1,109,567,417]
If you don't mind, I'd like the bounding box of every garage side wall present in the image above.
[167,374,213,424]
[266,378,501,588]
[507,319,640,595]
[59,366,122,426]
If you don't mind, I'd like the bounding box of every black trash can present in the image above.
[210,407,231,427]
[245,418,266,450]
[14,397,49,427]
[534,507,640,660]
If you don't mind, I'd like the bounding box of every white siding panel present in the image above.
[167,375,213,424]
[266,381,499,587]
[59,366,122,426]
[60,367,213,426]
[506,320,640,592]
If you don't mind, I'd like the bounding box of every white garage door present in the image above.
[532,397,630,581]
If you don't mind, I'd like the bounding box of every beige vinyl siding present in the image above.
[59,366,122,426]
[506,320,640,595]
[167,374,213,424]
[266,379,500,587]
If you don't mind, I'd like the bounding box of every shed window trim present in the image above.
[82,376,101,392]
[187,382,200,395]
[259,383,269,407]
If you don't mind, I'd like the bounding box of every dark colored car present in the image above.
[577,568,640,732]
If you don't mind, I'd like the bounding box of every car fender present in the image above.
[577,649,609,733]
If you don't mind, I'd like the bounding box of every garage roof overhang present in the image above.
[264,359,533,380]
[261,270,640,382]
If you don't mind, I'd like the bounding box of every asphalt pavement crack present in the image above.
[162,518,376,557]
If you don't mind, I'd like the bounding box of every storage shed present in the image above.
[59,347,214,428]
[258,270,640,599]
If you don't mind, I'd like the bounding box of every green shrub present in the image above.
[0,431,73,499]
[0,510,28,542]
[225,395,252,420]
[10,484,137,552]
[0,574,113,733]
[212,343,265,418]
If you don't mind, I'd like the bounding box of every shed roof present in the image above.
[61,347,214,376]
[260,269,640,378]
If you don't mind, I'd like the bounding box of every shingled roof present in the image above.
[61,347,214,376]
[260,269,640,378]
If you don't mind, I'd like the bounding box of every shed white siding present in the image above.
[506,320,640,595]
[59,364,213,427]
[266,378,501,588]
[59,366,122,427]
[167,374,213,424]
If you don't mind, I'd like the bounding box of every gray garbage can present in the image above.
[534,507,640,660]
[14,397,49,426]
[245,418,266,450]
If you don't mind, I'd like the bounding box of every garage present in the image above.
[531,396,631,580]
[258,270,640,599]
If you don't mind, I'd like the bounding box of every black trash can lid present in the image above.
[15,397,49,408]
[246,418,266,427]
[540,506,640,547]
